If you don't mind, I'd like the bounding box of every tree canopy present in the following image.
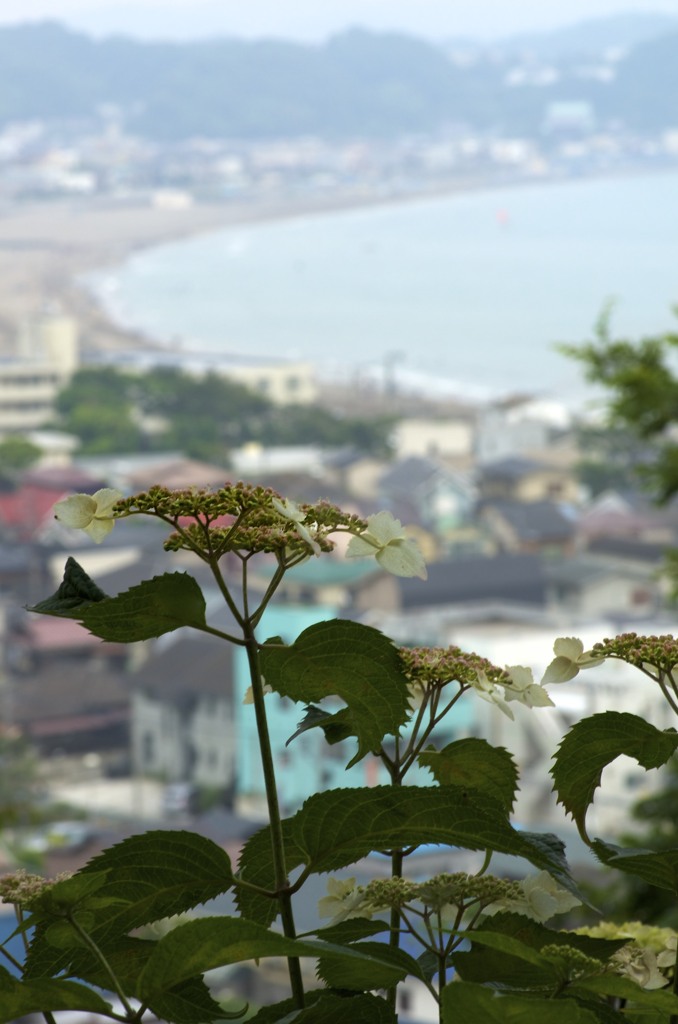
[54,365,392,461]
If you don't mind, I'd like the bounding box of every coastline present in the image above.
[0,172,564,358]
[2,164,676,362]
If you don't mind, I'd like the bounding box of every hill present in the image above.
[0,19,677,140]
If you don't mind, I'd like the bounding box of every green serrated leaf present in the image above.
[148,975,246,1023]
[441,982,601,1024]
[237,786,576,926]
[591,839,678,894]
[79,572,207,642]
[0,965,112,1022]
[452,929,565,990]
[286,704,354,748]
[313,918,388,944]
[28,556,109,617]
[261,620,411,766]
[137,916,415,1000]
[316,940,422,990]
[551,712,678,839]
[249,991,396,1024]
[26,831,233,980]
[573,972,678,1012]
[456,912,625,963]
[419,738,519,814]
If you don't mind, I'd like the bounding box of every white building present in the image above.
[0,311,79,431]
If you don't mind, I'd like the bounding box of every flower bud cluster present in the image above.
[540,943,602,979]
[590,633,678,676]
[0,869,70,908]
[361,877,419,910]
[398,645,507,693]
[117,485,366,562]
[416,872,521,912]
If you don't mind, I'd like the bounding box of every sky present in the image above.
[1,0,678,42]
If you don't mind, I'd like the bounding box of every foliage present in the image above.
[0,436,42,482]
[53,365,391,461]
[7,483,678,1022]
[562,312,678,502]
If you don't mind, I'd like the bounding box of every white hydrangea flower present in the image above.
[472,670,515,720]
[346,511,427,580]
[611,945,668,990]
[484,871,581,923]
[271,497,321,555]
[657,934,677,969]
[318,877,371,926]
[53,488,123,543]
[541,637,605,684]
[503,665,555,709]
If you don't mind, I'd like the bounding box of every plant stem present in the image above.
[67,915,136,1018]
[243,623,305,1008]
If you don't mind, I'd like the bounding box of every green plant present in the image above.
[3,484,678,1022]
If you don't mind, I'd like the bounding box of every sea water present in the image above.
[88,173,678,403]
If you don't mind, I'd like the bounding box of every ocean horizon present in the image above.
[86,172,678,405]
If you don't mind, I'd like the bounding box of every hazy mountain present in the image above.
[0,18,677,140]
[495,12,678,59]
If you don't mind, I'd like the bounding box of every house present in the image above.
[475,396,571,464]
[357,552,552,644]
[478,498,576,555]
[477,456,580,504]
[131,630,237,796]
[577,489,678,546]
[390,414,475,463]
[378,456,476,537]
[5,613,130,759]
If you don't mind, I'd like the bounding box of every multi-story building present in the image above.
[0,311,79,432]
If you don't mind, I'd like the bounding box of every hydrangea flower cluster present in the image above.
[0,869,70,908]
[53,483,429,579]
[397,646,553,719]
[576,920,678,991]
[318,871,578,928]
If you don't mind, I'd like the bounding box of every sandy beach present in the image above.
[0,177,512,358]
[0,196,293,356]
[0,189,432,357]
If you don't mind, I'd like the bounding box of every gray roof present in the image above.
[479,456,548,481]
[398,553,548,609]
[482,499,575,542]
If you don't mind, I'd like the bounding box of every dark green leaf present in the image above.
[148,975,246,1023]
[551,712,678,839]
[26,831,233,978]
[0,965,112,1022]
[441,982,601,1024]
[419,738,519,814]
[316,940,422,990]
[313,918,388,944]
[261,620,411,766]
[573,973,678,1012]
[249,991,396,1024]
[591,839,678,894]
[452,929,565,990]
[81,572,207,642]
[28,556,108,616]
[456,913,625,963]
[287,705,354,747]
[137,916,416,999]
[237,786,576,926]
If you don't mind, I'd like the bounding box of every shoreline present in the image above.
[1,163,676,362]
